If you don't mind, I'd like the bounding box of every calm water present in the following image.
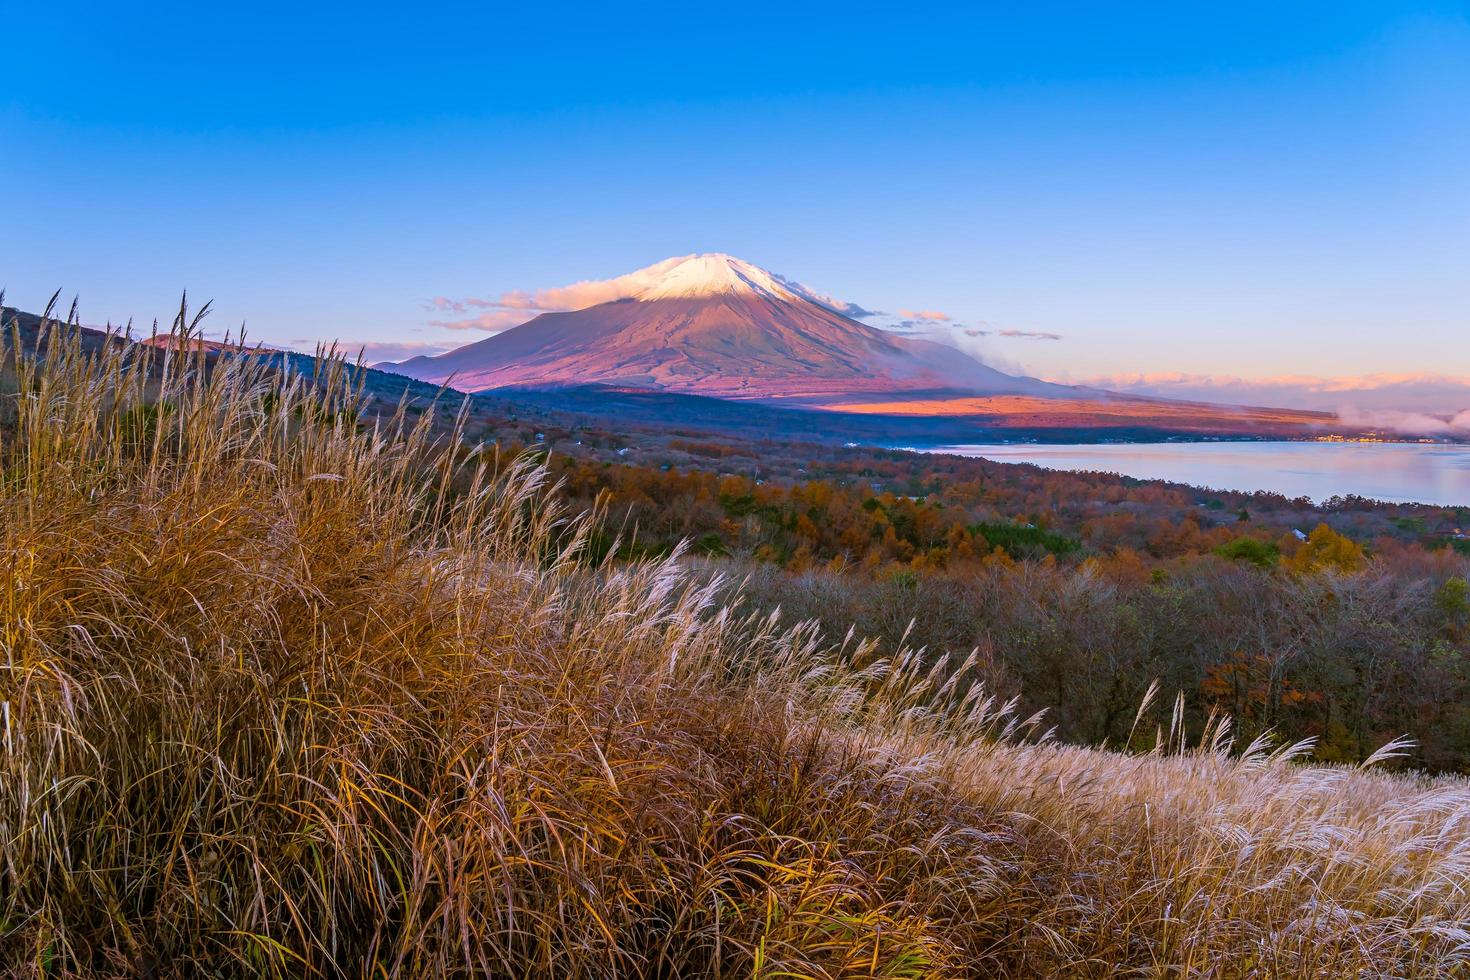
[923,441,1470,507]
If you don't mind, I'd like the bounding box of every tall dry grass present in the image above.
[2,301,1469,978]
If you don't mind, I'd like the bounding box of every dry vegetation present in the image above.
[807,393,1335,434]
[3,303,1470,978]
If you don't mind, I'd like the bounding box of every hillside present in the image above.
[489,383,1343,443]
[4,311,1470,977]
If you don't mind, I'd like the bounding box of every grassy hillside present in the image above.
[4,308,1470,978]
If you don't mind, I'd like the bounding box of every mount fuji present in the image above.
[385,254,1072,402]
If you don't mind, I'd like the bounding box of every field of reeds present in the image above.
[3,302,1470,978]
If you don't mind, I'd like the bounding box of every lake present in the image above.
[921,441,1470,507]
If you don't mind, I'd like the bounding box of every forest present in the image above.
[492,437,1470,772]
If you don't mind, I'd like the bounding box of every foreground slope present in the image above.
[3,310,1468,978]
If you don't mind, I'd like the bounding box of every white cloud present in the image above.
[998,328,1063,341]
[277,338,454,363]
[350,339,454,362]
[911,321,1033,377]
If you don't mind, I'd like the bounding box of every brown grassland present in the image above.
[2,304,1469,977]
[807,394,1336,435]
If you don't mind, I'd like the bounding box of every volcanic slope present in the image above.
[387,253,1069,401]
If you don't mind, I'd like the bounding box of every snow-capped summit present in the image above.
[386,254,1069,401]
[629,254,801,303]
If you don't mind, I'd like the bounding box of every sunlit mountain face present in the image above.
[381,254,1351,438]
[384,254,1069,401]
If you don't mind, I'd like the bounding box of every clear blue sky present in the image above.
[4,1,1467,381]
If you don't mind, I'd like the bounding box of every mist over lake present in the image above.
[924,441,1470,507]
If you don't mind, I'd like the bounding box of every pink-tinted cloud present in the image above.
[425,280,645,333]
[898,308,951,321]
[436,262,699,330]
[427,310,535,332]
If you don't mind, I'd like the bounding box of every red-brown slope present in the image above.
[390,293,1068,400]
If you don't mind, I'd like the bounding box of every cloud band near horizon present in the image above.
[1083,371,1470,428]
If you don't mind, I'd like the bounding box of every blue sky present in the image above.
[4,1,1468,392]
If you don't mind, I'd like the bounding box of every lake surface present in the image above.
[922,441,1470,507]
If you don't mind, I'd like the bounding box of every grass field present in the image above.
[3,304,1468,977]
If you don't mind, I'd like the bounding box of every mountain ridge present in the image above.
[384,254,1074,401]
